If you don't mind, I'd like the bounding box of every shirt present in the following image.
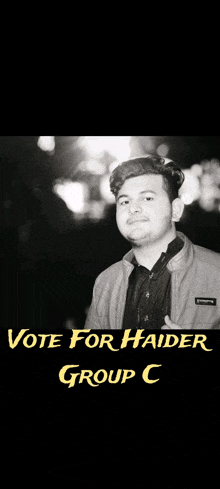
[122,236,184,329]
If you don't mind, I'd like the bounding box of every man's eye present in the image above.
[120,200,129,205]
[144,197,154,201]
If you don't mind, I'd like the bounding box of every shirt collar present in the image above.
[131,235,184,268]
[122,232,194,279]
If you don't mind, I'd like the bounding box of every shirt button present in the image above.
[149,273,154,279]
[144,315,149,321]
[146,292,150,298]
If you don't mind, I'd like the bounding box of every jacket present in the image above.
[84,232,220,329]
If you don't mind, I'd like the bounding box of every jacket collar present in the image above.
[122,232,194,279]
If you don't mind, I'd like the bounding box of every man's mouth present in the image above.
[127,218,149,224]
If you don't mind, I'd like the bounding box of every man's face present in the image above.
[116,174,175,248]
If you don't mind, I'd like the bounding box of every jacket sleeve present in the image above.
[84,278,103,329]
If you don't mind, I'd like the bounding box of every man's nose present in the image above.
[129,202,142,213]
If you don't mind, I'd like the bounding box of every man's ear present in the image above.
[171,198,184,222]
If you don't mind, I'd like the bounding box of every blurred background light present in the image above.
[78,159,106,175]
[130,136,155,157]
[37,136,55,153]
[53,180,87,214]
[199,186,220,212]
[179,169,201,205]
[177,158,220,212]
[199,159,220,211]
[156,143,169,157]
[99,174,116,204]
[190,163,203,177]
[89,201,105,221]
[109,160,121,173]
[80,136,131,162]
[37,139,220,220]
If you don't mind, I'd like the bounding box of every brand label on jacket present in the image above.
[195,297,216,306]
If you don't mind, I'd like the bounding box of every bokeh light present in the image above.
[53,140,220,220]
[53,180,87,214]
[179,170,201,205]
[78,159,106,175]
[178,159,220,212]
[37,136,55,153]
[99,174,116,204]
[156,143,169,157]
[79,136,131,162]
[199,159,220,211]
[190,164,203,178]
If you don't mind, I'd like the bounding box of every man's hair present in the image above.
[109,155,185,203]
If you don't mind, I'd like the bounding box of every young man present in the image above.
[85,155,220,329]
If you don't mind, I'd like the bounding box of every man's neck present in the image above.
[132,230,177,270]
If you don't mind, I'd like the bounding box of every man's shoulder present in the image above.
[96,260,124,284]
[194,243,220,269]
[95,249,134,286]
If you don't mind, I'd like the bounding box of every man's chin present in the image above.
[126,234,151,247]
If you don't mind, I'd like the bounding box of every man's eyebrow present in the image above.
[116,190,157,202]
[139,190,157,195]
[116,194,129,202]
